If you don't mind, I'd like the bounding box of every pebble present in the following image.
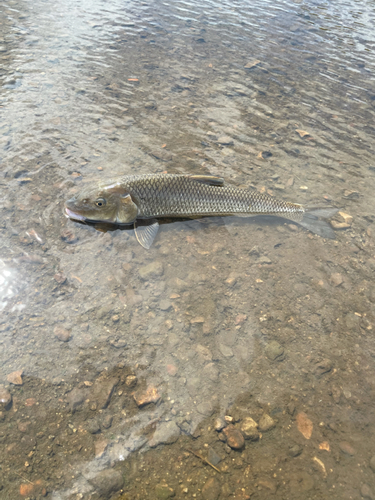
[258,478,277,493]
[202,477,221,500]
[264,341,284,361]
[0,385,12,410]
[160,299,172,311]
[207,448,222,466]
[339,441,355,456]
[214,417,226,431]
[258,256,272,264]
[330,273,343,287]
[219,343,233,358]
[90,377,119,409]
[149,421,180,447]
[66,387,86,412]
[296,412,313,439]
[314,358,333,377]
[217,135,234,146]
[288,444,302,457]
[89,468,124,499]
[361,484,375,500]
[133,385,160,407]
[54,325,71,342]
[7,369,23,385]
[369,455,375,472]
[125,375,137,388]
[101,414,113,429]
[223,425,245,449]
[240,417,259,441]
[139,261,164,279]
[330,220,351,230]
[258,414,275,432]
[155,483,175,499]
[60,228,77,243]
[86,418,101,434]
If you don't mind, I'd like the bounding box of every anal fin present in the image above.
[134,219,159,249]
[189,174,224,186]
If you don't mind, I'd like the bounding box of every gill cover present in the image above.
[115,192,138,223]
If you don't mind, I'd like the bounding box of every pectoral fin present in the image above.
[189,175,225,186]
[134,219,159,249]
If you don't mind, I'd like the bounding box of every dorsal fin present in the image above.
[188,175,225,186]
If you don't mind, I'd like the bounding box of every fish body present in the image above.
[65,173,337,248]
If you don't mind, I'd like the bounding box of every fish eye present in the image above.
[95,198,106,207]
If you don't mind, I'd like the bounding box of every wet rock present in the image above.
[264,341,284,361]
[339,441,355,456]
[66,387,86,412]
[86,418,101,434]
[330,273,343,287]
[160,299,172,311]
[258,478,277,493]
[89,468,124,499]
[155,483,175,499]
[202,477,221,500]
[7,370,23,385]
[219,343,233,358]
[149,421,180,447]
[249,246,260,257]
[207,448,222,466]
[258,256,272,264]
[0,385,12,410]
[214,417,225,431]
[217,136,234,146]
[90,377,119,409]
[133,385,160,407]
[288,444,303,457]
[60,228,77,243]
[54,326,71,342]
[369,455,375,472]
[314,358,332,378]
[203,363,219,382]
[125,375,137,388]
[95,439,109,458]
[54,272,67,284]
[101,414,113,429]
[223,425,245,449]
[139,261,163,279]
[197,401,214,416]
[240,417,259,441]
[361,484,375,499]
[296,412,313,439]
[258,413,275,432]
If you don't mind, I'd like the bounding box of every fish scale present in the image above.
[123,174,305,221]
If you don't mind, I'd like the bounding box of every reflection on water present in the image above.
[1,0,375,498]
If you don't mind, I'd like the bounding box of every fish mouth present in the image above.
[65,207,87,222]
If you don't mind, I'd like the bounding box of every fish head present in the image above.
[65,181,138,224]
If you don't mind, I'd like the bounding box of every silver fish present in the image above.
[65,173,337,248]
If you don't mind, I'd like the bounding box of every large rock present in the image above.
[89,469,124,499]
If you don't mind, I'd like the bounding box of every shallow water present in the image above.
[1,0,375,498]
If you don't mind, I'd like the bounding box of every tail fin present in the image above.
[298,207,339,239]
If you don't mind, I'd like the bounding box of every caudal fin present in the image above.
[298,207,339,239]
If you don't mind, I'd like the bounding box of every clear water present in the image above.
[1,0,375,498]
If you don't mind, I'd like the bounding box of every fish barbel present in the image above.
[65,173,337,248]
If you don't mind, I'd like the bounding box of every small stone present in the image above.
[249,246,260,257]
[219,343,233,358]
[240,417,259,441]
[258,256,272,264]
[139,261,163,279]
[207,448,222,466]
[274,184,285,191]
[101,414,113,429]
[314,359,333,377]
[125,375,137,388]
[89,468,124,499]
[149,421,180,447]
[299,185,308,191]
[60,228,77,243]
[7,370,23,385]
[90,377,119,409]
[133,385,160,407]
[330,273,343,287]
[288,444,302,457]
[54,326,71,342]
[0,385,12,410]
[361,484,375,500]
[258,414,275,432]
[94,439,108,458]
[155,483,175,499]
[296,412,313,439]
[338,211,353,225]
[214,418,225,431]
[160,299,172,311]
[167,364,178,376]
[217,136,234,146]
[258,478,277,493]
[339,441,355,456]
[369,455,375,472]
[202,477,220,500]
[264,341,284,361]
[330,220,351,230]
[54,272,67,284]
[66,387,86,412]
[222,425,245,449]
[86,418,101,434]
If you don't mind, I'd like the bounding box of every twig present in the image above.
[14,471,34,484]
[186,448,221,473]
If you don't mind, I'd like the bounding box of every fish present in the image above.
[64,173,338,249]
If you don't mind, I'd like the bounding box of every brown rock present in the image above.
[339,441,355,456]
[66,387,87,412]
[240,417,259,440]
[54,326,71,342]
[296,412,313,439]
[258,478,277,493]
[90,377,119,409]
[94,438,108,458]
[125,375,137,388]
[222,425,245,449]
[202,477,221,500]
[133,385,160,407]
[7,370,23,385]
